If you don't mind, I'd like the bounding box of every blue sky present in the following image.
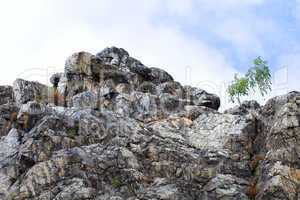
[0,0,299,108]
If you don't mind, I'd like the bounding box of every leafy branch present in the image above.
[227,57,272,104]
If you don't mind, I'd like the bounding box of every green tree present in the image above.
[227,57,272,104]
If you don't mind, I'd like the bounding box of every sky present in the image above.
[0,0,299,109]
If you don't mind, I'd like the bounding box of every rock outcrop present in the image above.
[0,47,299,200]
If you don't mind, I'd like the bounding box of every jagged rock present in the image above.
[0,104,19,137]
[159,93,187,113]
[149,67,174,84]
[71,91,98,109]
[115,83,133,94]
[65,51,97,76]
[13,79,48,105]
[0,47,299,200]
[225,100,261,116]
[137,81,157,95]
[184,86,220,110]
[202,174,249,200]
[253,91,300,200]
[157,81,184,98]
[96,47,151,79]
[96,47,130,67]
[0,86,14,105]
[17,101,50,131]
[0,129,20,199]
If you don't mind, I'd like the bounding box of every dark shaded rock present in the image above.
[184,86,220,110]
[0,86,14,105]
[96,47,151,79]
[137,81,157,95]
[225,100,261,115]
[0,104,19,137]
[157,81,183,98]
[149,67,174,84]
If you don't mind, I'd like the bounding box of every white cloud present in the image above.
[0,0,238,87]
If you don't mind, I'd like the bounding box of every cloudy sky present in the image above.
[0,0,299,108]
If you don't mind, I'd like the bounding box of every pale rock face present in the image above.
[13,79,48,105]
[65,51,96,76]
[0,47,299,199]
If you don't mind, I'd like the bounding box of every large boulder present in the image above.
[13,79,48,105]
[148,67,174,84]
[96,47,151,79]
[253,91,300,200]
[184,86,220,110]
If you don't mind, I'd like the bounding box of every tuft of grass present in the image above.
[111,177,122,188]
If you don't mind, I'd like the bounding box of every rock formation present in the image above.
[0,47,299,200]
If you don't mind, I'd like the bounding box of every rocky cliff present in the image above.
[0,47,299,200]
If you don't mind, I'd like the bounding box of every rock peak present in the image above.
[0,47,298,199]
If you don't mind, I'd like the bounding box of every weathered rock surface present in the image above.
[0,47,299,200]
[13,79,48,105]
[0,86,14,105]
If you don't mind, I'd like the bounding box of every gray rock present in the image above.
[13,79,48,105]
[224,100,261,116]
[149,67,174,84]
[65,51,96,76]
[0,86,14,105]
[202,174,249,200]
[254,91,300,200]
[96,47,151,79]
[0,47,299,200]
[71,91,97,109]
[0,129,20,199]
[184,86,220,110]
[0,104,19,137]
[157,81,184,98]
[137,81,157,95]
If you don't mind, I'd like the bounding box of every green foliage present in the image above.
[227,76,250,104]
[111,177,122,188]
[227,57,272,104]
